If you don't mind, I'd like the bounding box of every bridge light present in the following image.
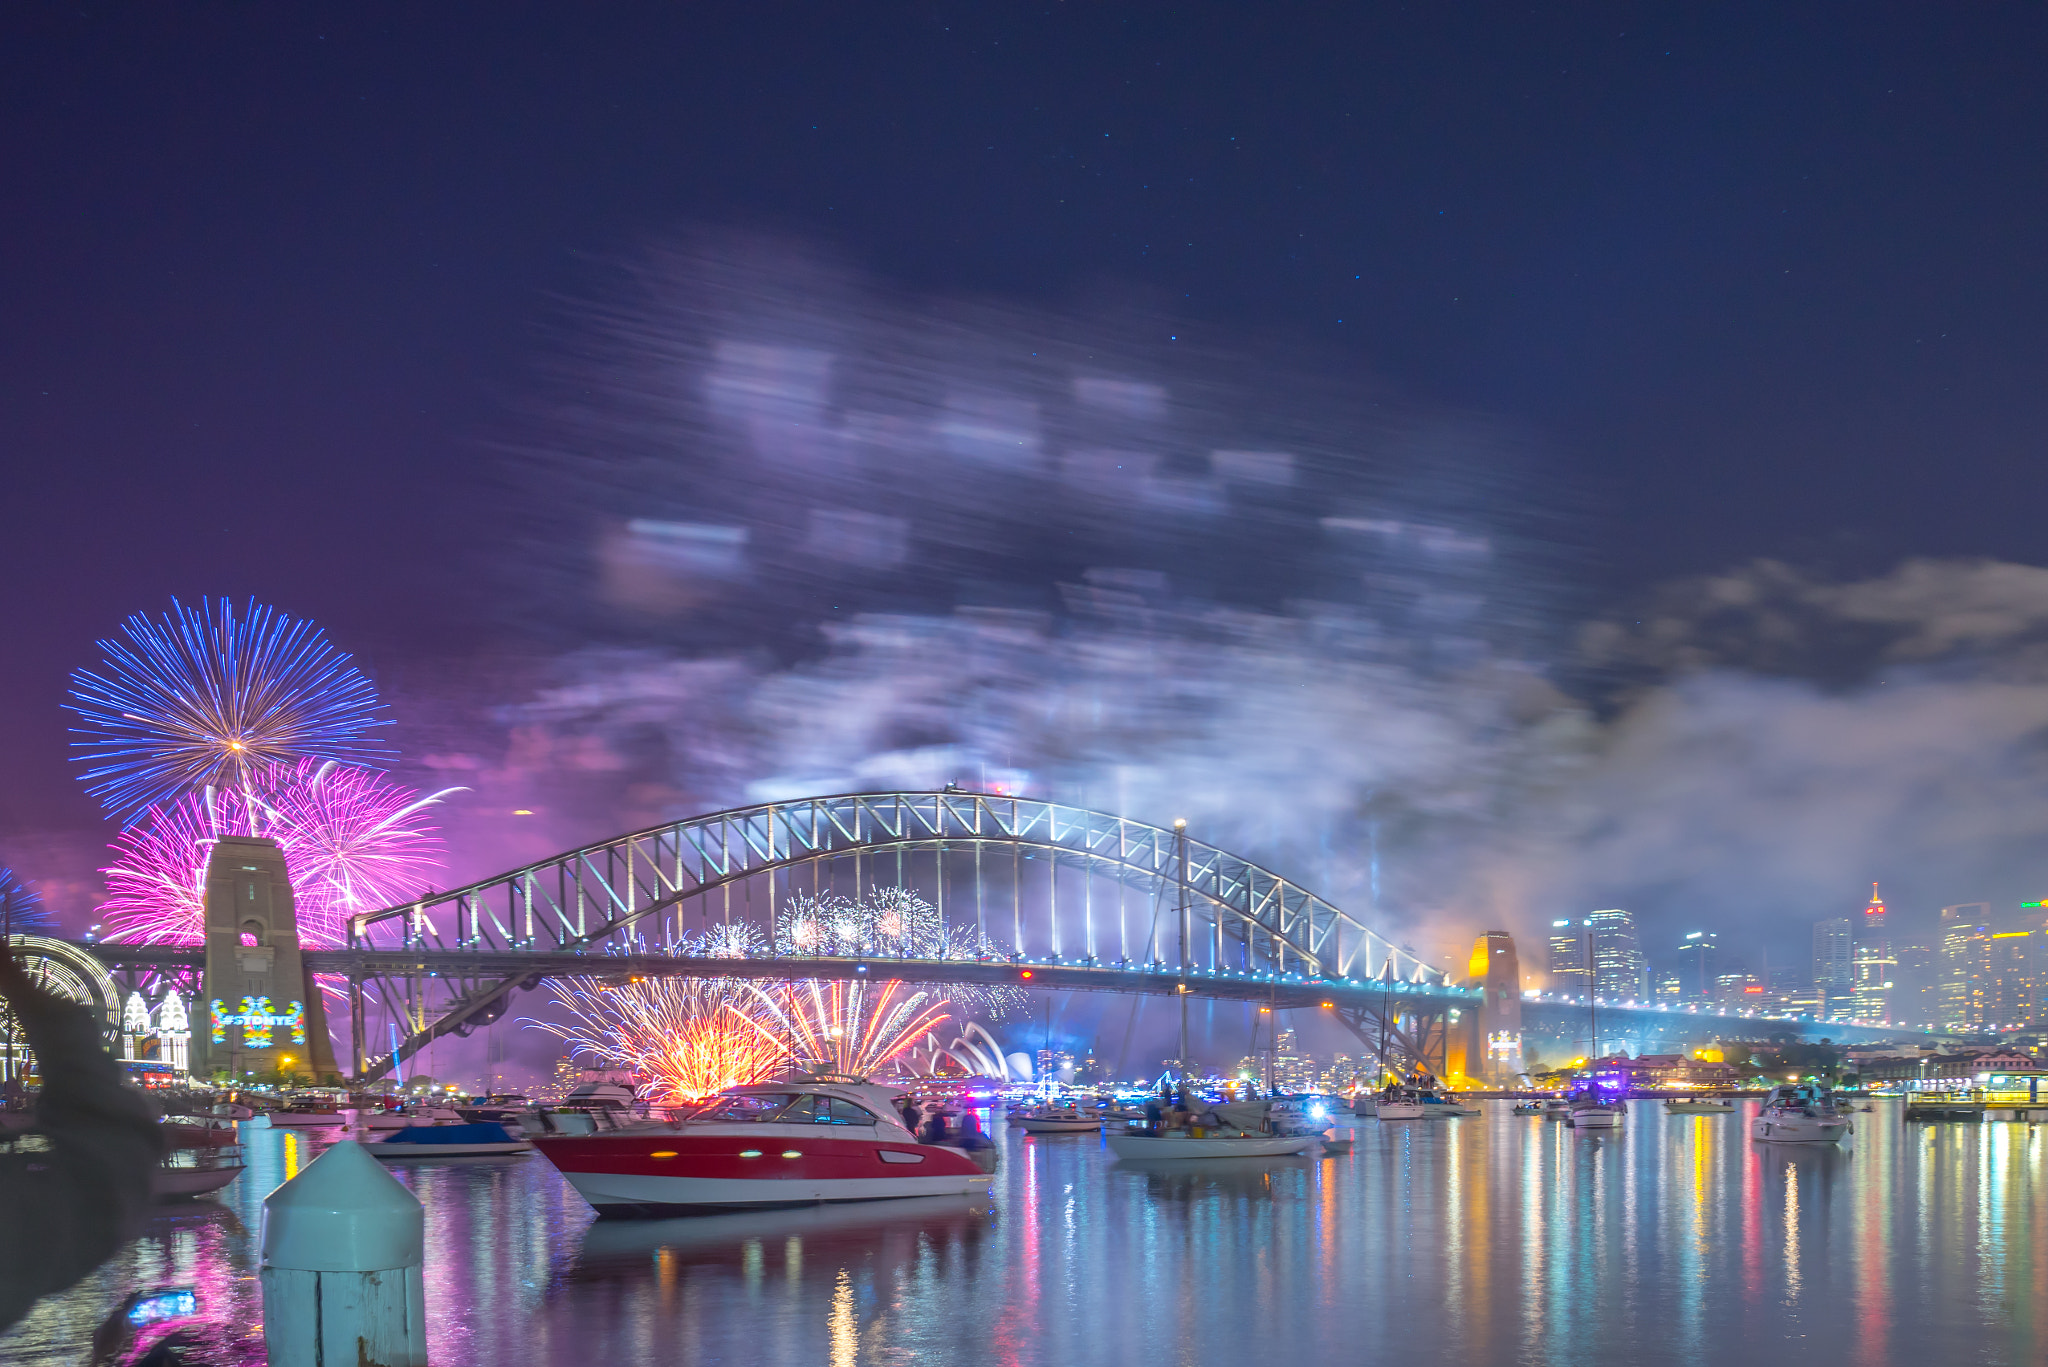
[1020,970,1033,980]
[1320,1001,1333,1009]
[1173,818,1186,829]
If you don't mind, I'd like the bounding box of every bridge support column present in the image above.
[349,975,365,1082]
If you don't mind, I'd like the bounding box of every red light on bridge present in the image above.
[1320,1001,1334,1009]
[1020,970,1034,980]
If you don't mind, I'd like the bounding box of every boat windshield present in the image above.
[778,1094,880,1126]
[695,1093,802,1121]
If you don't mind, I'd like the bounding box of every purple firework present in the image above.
[99,761,460,947]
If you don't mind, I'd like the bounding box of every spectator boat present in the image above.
[364,1122,533,1158]
[1017,1105,1103,1133]
[531,1074,995,1215]
[1750,1085,1851,1144]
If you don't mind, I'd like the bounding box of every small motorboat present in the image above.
[1750,1084,1851,1145]
[1541,1099,1572,1120]
[1320,1136,1355,1154]
[364,1122,533,1158]
[1017,1105,1103,1133]
[152,1149,245,1201]
[361,1105,466,1132]
[264,1095,348,1127]
[159,1115,240,1148]
[1665,1096,1736,1114]
[1371,1085,1427,1120]
[1511,1101,1546,1115]
[1105,1129,1319,1160]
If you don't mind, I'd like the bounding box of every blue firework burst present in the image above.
[67,597,394,821]
[0,867,53,933]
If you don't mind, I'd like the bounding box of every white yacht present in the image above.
[1017,1104,1103,1133]
[1750,1085,1851,1144]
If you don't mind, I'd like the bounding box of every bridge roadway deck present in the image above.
[74,942,1921,1043]
[310,950,1477,1013]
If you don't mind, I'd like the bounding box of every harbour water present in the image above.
[6,1097,2047,1365]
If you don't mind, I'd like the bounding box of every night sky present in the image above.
[7,6,2048,961]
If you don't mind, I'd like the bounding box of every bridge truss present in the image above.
[339,791,1458,1083]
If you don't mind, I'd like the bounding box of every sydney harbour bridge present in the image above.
[30,790,1910,1084]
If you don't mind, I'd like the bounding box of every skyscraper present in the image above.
[1676,931,1720,1002]
[1850,883,1894,1023]
[1940,904,1992,1030]
[1813,918,1853,1006]
[1548,919,1591,994]
[1587,908,1648,999]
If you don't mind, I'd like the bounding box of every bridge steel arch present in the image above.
[340,791,1454,1083]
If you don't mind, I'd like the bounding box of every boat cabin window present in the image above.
[811,1096,879,1126]
[696,1093,800,1122]
[773,1094,879,1125]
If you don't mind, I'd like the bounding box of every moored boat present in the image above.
[531,1074,995,1215]
[1566,1084,1626,1130]
[1750,1084,1851,1144]
[1665,1096,1736,1114]
[152,1148,244,1200]
[1105,1130,1319,1160]
[361,1105,465,1132]
[364,1122,533,1158]
[1018,1105,1103,1133]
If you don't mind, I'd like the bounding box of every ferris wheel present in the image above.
[3,934,124,1054]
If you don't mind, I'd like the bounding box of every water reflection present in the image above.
[8,1100,2048,1364]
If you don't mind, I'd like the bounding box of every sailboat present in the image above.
[1566,989,1626,1130]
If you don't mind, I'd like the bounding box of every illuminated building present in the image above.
[1939,904,1992,1030]
[1893,942,1937,1024]
[1715,973,1764,1010]
[1675,931,1719,1002]
[1812,917,1853,1006]
[1586,909,1648,999]
[1850,884,1894,1024]
[1989,929,2039,1029]
[1548,919,1591,993]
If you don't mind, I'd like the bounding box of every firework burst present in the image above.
[775,886,1019,1018]
[99,761,458,946]
[738,977,955,1078]
[530,976,786,1102]
[68,596,393,821]
[0,868,54,934]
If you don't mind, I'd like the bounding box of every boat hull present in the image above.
[1750,1114,1849,1144]
[1567,1109,1624,1129]
[365,1140,532,1158]
[1375,1103,1426,1119]
[533,1131,992,1214]
[152,1164,243,1200]
[264,1111,346,1127]
[1018,1119,1102,1133]
[1104,1133,1318,1160]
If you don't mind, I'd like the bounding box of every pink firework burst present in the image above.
[100,761,462,947]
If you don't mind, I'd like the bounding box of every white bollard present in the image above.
[261,1139,428,1367]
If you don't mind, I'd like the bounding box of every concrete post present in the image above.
[261,1139,427,1367]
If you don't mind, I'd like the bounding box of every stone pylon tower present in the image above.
[193,835,338,1081]
[1456,930,1525,1085]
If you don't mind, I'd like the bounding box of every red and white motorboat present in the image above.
[531,1074,997,1216]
